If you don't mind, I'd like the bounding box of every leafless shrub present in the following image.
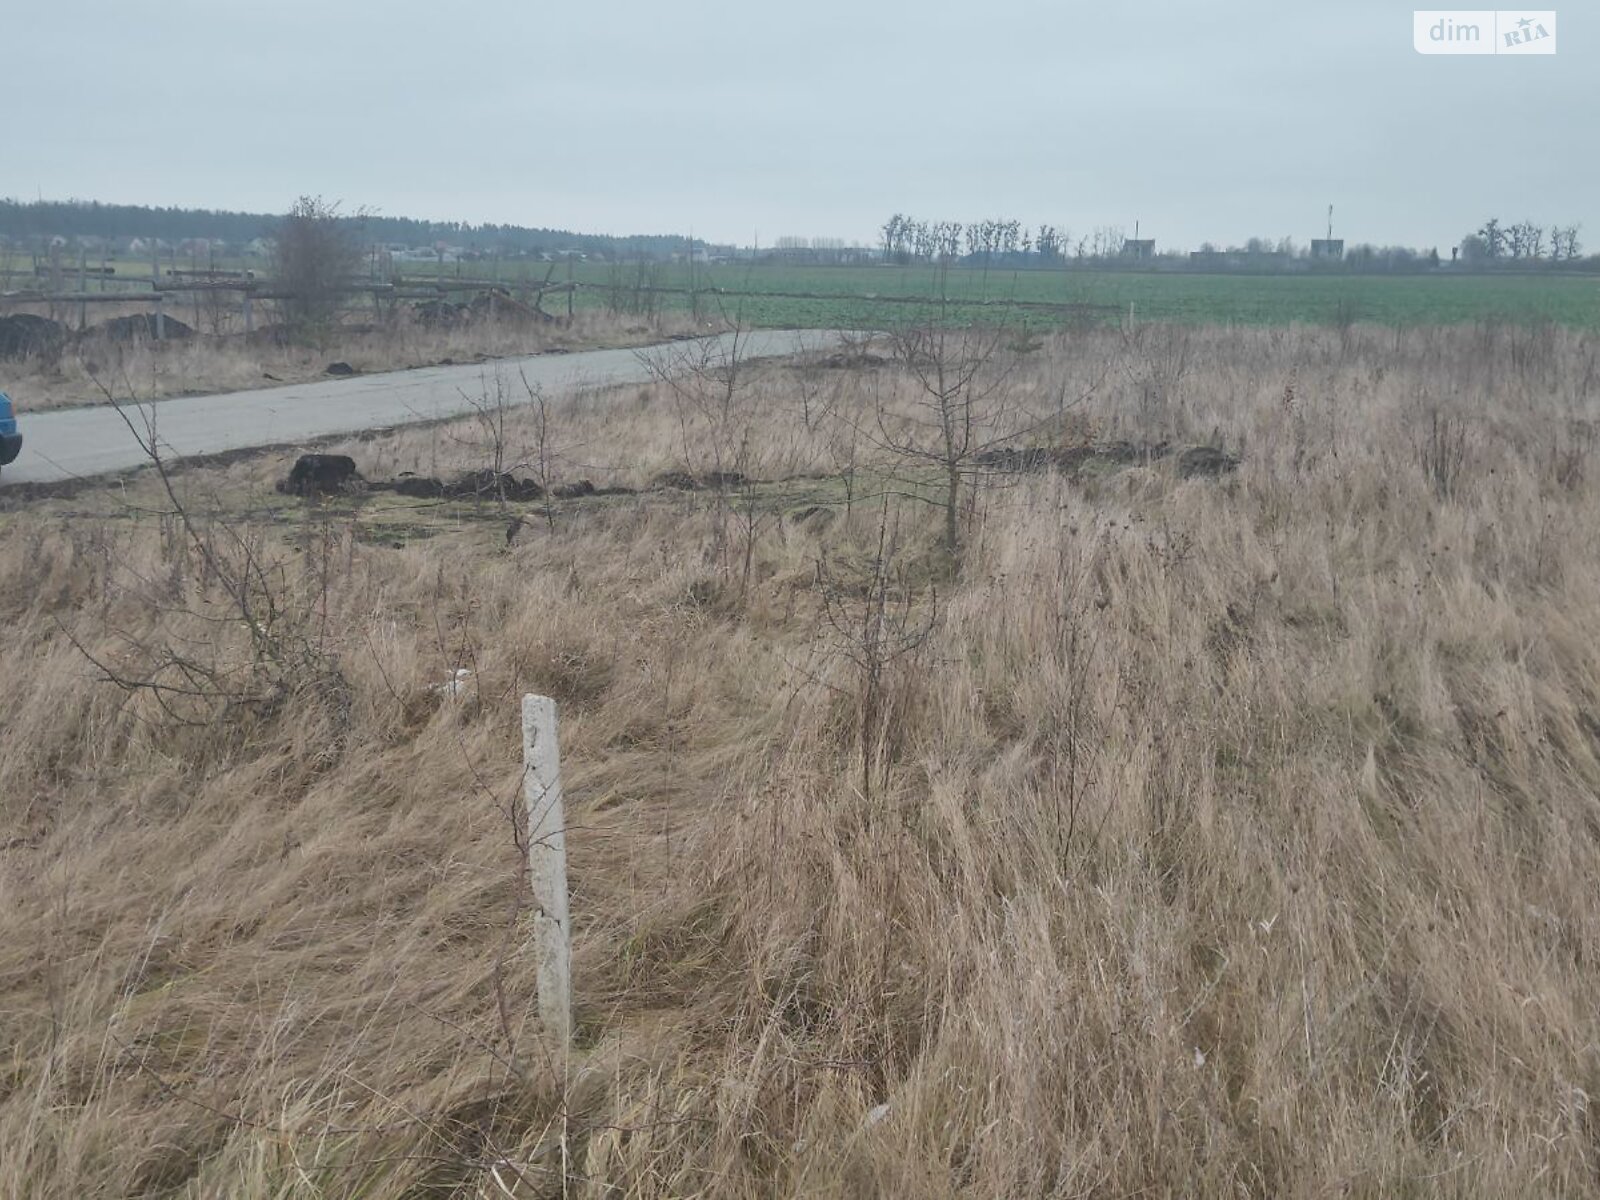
[1414,403,1470,501]
[815,501,938,801]
[62,379,346,735]
[640,327,765,590]
[519,371,560,532]
[271,195,364,348]
[1119,321,1193,438]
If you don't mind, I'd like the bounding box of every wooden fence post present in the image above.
[522,694,572,1052]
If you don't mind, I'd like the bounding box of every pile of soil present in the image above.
[816,351,889,369]
[466,288,556,325]
[383,470,547,501]
[0,314,65,360]
[411,300,467,329]
[649,469,749,491]
[369,470,630,502]
[412,289,557,329]
[276,454,363,496]
[1176,445,1240,478]
[973,440,1240,478]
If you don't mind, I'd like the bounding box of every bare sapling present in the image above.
[873,313,1095,559]
[64,369,346,726]
[816,499,939,801]
[520,370,560,531]
[640,326,761,587]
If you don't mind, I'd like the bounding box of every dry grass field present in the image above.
[2,306,704,412]
[4,320,1600,1196]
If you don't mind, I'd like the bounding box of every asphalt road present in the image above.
[0,329,842,487]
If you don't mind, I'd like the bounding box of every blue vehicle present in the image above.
[0,391,20,474]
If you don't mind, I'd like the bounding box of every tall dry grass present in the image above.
[3,322,1600,1196]
[1,305,704,412]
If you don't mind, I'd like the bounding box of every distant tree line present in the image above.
[0,198,701,259]
[881,211,1595,273]
[879,214,1134,265]
[1461,217,1583,263]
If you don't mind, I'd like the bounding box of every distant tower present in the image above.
[1311,204,1344,261]
[1121,219,1155,260]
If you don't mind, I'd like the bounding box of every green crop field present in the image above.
[15,253,1597,331]
[543,261,1600,330]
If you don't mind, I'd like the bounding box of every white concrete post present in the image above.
[522,694,572,1051]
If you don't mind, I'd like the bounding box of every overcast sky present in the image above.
[7,2,1592,250]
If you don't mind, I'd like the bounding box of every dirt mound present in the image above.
[411,300,466,329]
[324,361,356,377]
[276,454,363,496]
[88,313,196,342]
[0,314,66,360]
[411,290,558,330]
[466,288,557,326]
[816,351,889,369]
[649,470,749,491]
[972,440,1237,478]
[373,471,649,503]
[1177,445,1240,478]
[382,470,545,501]
[652,470,700,490]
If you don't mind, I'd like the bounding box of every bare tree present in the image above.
[1505,220,1546,260]
[874,318,1016,557]
[1477,217,1506,259]
[1551,224,1584,261]
[272,195,364,347]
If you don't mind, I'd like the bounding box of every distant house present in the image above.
[1121,238,1156,260]
[244,237,275,258]
[1310,239,1345,260]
